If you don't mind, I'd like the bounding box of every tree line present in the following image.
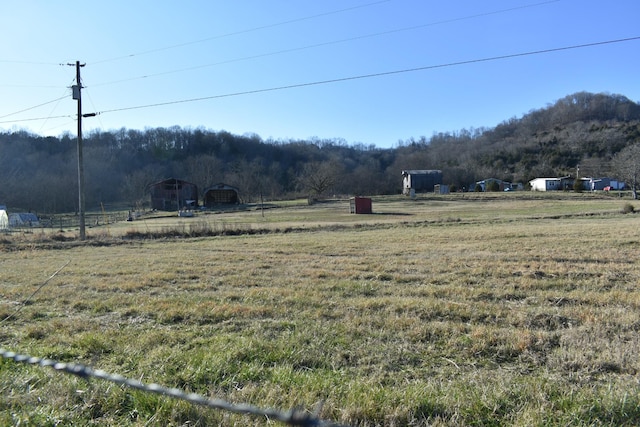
[1,91,639,213]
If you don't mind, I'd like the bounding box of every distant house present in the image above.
[529,177,574,191]
[529,176,626,192]
[149,178,198,211]
[402,170,442,194]
[202,183,240,207]
[586,177,625,191]
[474,179,523,192]
[475,178,506,192]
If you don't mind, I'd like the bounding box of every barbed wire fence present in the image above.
[0,348,347,427]
[0,262,350,427]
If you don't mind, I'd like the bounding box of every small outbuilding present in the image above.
[350,197,372,214]
[202,183,240,207]
[434,184,450,194]
[0,205,8,230]
[8,212,40,227]
[149,178,199,211]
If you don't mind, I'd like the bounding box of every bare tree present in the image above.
[184,154,225,191]
[122,166,161,210]
[297,161,342,197]
[613,143,640,199]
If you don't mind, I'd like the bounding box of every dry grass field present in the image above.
[1,193,639,426]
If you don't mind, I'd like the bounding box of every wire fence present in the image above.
[0,263,349,426]
[0,348,349,427]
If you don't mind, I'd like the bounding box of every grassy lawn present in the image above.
[1,193,639,426]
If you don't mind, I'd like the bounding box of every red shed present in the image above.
[350,197,372,214]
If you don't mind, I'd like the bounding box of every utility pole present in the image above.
[70,61,86,240]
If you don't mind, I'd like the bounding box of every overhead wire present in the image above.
[0,114,72,125]
[2,1,395,130]
[0,75,75,130]
[82,85,105,130]
[37,94,68,134]
[0,59,62,66]
[0,1,563,124]
[36,79,77,134]
[0,95,70,120]
[91,0,393,65]
[0,65,77,129]
[2,35,638,127]
[92,0,561,88]
[92,36,640,116]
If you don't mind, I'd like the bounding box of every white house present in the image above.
[530,177,625,192]
[529,177,573,191]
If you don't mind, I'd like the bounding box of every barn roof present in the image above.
[149,177,197,187]
[203,183,239,192]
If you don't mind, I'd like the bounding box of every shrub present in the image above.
[622,203,635,214]
[487,181,500,192]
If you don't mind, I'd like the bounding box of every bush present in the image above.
[487,181,500,192]
[622,203,635,214]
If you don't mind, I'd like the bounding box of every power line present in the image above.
[0,59,62,66]
[0,83,65,89]
[82,86,105,130]
[0,62,76,88]
[91,0,393,65]
[0,114,72,125]
[93,0,561,88]
[0,78,77,127]
[3,36,638,127]
[0,95,70,120]
[37,92,71,134]
[95,36,640,116]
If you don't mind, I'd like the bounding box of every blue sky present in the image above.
[1,0,638,148]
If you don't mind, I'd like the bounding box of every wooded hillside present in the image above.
[1,91,639,213]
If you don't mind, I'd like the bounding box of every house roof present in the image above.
[401,169,442,174]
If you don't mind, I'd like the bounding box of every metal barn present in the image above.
[203,183,240,207]
[402,170,443,194]
[149,178,198,211]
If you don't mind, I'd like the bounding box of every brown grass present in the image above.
[0,193,639,426]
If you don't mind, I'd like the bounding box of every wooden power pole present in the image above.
[71,61,86,240]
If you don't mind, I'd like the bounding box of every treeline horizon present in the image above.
[1,91,639,213]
